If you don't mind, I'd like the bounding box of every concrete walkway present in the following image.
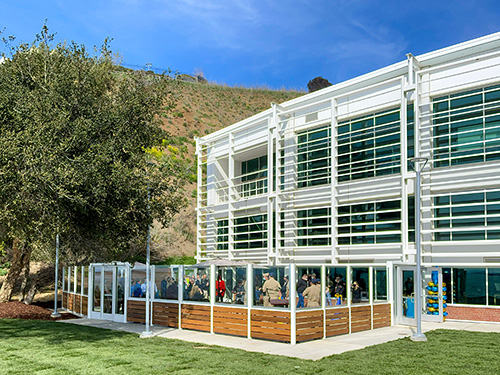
[60,318,500,361]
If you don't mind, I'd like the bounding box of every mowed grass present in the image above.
[1,319,499,375]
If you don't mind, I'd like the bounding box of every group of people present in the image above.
[297,273,322,308]
[160,275,178,300]
[216,274,247,304]
[185,273,209,301]
[130,271,364,306]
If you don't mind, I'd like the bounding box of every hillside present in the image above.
[151,81,304,261]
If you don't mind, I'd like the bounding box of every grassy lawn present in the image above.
[1,319,499,375]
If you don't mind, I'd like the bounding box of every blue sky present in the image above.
[2,1,500,90]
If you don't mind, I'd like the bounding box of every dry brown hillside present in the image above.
[151,81,304,261]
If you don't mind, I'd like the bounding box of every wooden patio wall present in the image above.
[63,292,87,316]
[181,304,211,332]
[213,306,247,337]
[127,300,146,323]
[147,302,391,343]
[152,302,179,328]
[251,309,291,342]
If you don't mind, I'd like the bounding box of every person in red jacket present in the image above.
[216,275,226,303]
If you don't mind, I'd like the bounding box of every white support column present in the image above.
[330,98,338,263]
[268,114,274,264]
[178,265,184,329]
[387,261,394,326]
[247,264,253,339]
[74,266,78,294]
[62,267,66,298]
[321,264,327,339]
[289,263,297,345]
[228,132,235,261]
[195,138,203,262]
[347,265,352,334]
[369,266,374,330]
[210,264,216,334]
[88,264,93,316]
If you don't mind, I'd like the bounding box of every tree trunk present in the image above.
[19,260,31,300]
[0,238,32,303]
[23,281,38,305]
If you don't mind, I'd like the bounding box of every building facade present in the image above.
[196,32,500,321]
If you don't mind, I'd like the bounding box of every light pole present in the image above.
[409,157,428,342]
[51,233,61,318]
[141,164,153,338]
[145,63,152,72]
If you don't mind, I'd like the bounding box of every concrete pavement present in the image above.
[60,318,500,360]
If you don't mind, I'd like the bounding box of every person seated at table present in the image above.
[233,279,246,304]
[189,282,204,301]
[303,278,321,307]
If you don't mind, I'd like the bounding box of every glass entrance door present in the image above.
[90,265,128,323]
[397,266,417,325]
[102,268,114,319]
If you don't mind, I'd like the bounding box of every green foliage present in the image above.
[158,255,196,265]
[0,25,186,262]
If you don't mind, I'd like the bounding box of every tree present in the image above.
[0,26,186,302]
[307,76,332,93]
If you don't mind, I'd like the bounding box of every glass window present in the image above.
[155,266,179,300]
[215,267,248,305]
[433,191,500,241]
[253,266,289,308]
[233,214,267,250]
[453,268,486,305]
[326,267,347,306]
[373,268,387,301]
[67,267,71,293]
[183,267,210,302]
[216,219,229,251]
[488,268,500,306]
[297,208,331,246]
[408,196,415,242]
[130,266,147,298]
[351,267,369,303]
[240,155,268,197]
[432,85,500,167]
[337,108,400,182]
[297,125,331,188]
[92,267,101,312]
[338,200,401,245]
[76,267,82,294]
[83,267,89,296]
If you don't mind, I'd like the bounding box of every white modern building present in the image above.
[196,32,500,322]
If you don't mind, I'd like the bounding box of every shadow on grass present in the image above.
[0,318,132,344]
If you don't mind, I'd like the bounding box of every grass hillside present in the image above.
[151,81,304,261]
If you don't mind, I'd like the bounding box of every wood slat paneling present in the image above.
[127,300,146,323]
[181,304,211,332]
[153,302,179,328]
[296,309,324,342]
[372,303,391,329]
[251,309,291,342]
[62,292,67,309]
[351,305,372,333]
[325,307,349,337]
[82,296,88,316]
[213,306,247,337]
[68,293,75,311]
[74,294,82,315]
